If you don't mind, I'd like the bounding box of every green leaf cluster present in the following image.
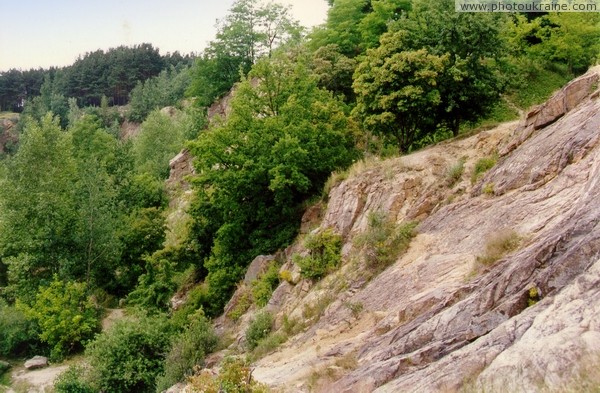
[187,52,359,315]
[84,314,174,393]
[18,276,100,360]
[295,228,343,280]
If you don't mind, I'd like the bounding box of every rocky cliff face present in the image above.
[229,67,600,392]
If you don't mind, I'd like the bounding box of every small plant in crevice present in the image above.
[245,311,273,351]
[354,211,418,273]
[446,158,466,187]
[294,228,343,280]
[476,229,522,267]
[471,155,497,184]
[527,286,541,307]
[251,260,281,307]
[482,182,495,195]
[187,357,268,393]
[302,294,335,324]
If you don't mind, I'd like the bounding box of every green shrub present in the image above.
[127,254,177,312]
[85,314,174,393]
[354,212,417,272]
[251,261,281,307]
[18,276,100,360]
[155,311,219,392]
[188,357,268,393]
[295,228,343,280]
[245,311,273,351]
[471,156,497,184]
[54,365,95,393]
[0,300,39,357]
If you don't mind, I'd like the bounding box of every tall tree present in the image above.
[187,51,359,315]
[353,32,447,153]
[0,114,77,301]
[188,0,301,107]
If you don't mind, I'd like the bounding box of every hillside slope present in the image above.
[226,67,600,392]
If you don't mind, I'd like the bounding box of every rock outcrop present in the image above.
[24,356,48,370]
[243,66,600,392]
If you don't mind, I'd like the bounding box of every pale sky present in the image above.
[0,0,329,71]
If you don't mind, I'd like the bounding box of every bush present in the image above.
[54,365,95,393]
[187,357,268,393]
[245,311,273,351]
[251,261,281,307]
[471,156,497,184]
[354,212,417,272]
[295,228,343,280]
[155,311,219,392]
[0,300,39,357]
[19,276,100,360]
[85,314,174,393]
[476,229,522,266]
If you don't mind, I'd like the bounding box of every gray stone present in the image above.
[24,356,48,370]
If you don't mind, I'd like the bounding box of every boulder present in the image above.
[24,355,48,370]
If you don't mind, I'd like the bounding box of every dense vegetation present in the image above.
[0,0,598,391]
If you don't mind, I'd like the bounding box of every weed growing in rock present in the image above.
[354,211,418,273]
[482,182,495,195]
[295,228,343,280]
[446,158,466,187]
[227,285,253,322]
[245,311,273,351]
[251,260,281,307]
[187,357,268,393]
[476,229,521,266]
[471,155,497,184]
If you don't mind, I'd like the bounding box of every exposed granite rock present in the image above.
[24,356,48,370]
[249,67,600,392]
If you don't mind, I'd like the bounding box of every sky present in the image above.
[0,0,329,71]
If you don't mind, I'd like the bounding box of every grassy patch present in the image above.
[471,156,497,184]
[476,229,522,267]
[446,159,466,187]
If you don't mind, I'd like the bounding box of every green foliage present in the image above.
[471,156,497,184]
[187,51,359,316]
[85,313,174,393]
[155,311,218,392]
[507,13,600,75]
[128,66,192,122]
[353,39,447,153]
[0,300,39,357]
[127,254,177,312]
[19,277,100,360]
[133,109,187,179]
[54,365,95,393]
[310,44,357,101]
[295,228,343,280]
[251,261,281,307]
[0,114,78,301]
[187,357,269,393]
[188,0,302,107]
[245,311,273,350]
[309,0,410,57]
[117,207,166,295]
[403,0,507,136]
[354,211,417,272]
